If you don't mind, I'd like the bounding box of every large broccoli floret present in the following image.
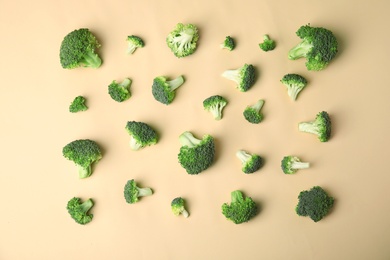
[298,111,331,142]
[123,179,153,204]
[125,121,158,151]
[152,75,185,105]
[178,131,215,175]
[222,64,256,92]
[166,23,199,58]
[258,34,276,52]
[236,150,263,174]
[243,99,265,124]
[222,190,258,224]
[66,197,94,225]
[108,78,132,102]
[281,156,310,174]
[126,35,144,54]
[203,95,228,120]
[62,139,102,178]
[296,186,335,222]
[288,24,338,71]
[220,36,235,51]
[280,74,308,101]
[171,197,189,218]
[69,96,88,113]
[59,28,102,69]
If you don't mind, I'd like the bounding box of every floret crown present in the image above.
[62,139,102,168]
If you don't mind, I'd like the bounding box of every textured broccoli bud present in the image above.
[203,95,228,120]
[152,75,185,105]
[281,156,310,174]
[166,23,199,58]
[69,96,88,113]
[108,78,132,102]
[280,74,308,101]
[171,197,189,218]
[220,36,235,51]
[298,111,331,142]
[222,64,256,92]
[243,99,265,124]
[258,34,276,52]
[296,186,334,222]
[126,35,144,54]
[123,179,153,204]
[66,197,94,225]
[222,190,258,224]
[125,121,158,151]
[236,150,263,174]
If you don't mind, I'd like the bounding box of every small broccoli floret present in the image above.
[236,150,263,174]
[171,197,189,218]
[178,131,215,175]
[280,74,308,101]
[152,75,185,105]
[123,179,153,204]
[296,186,334,222]
[220,36,235,51]
[66,197,94,225]
[125,121,158,151]
[203,95,228,120]
[243,99,265,124]
[288,24,338,71]
[59,28,102,69]
[222,190,258,224]
[222,64,256,92]
[108,78,132,102]
[69,96,88,113]
[259,34,276,52]
[126,35,144,54]
[62,139,102,178]
[281,156,310,174]
[166,23,199,58]
[298,111,331,142]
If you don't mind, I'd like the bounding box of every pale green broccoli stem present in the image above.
[79,199,94,213]
[236,150,251,164]
[288,39,313,60]
[129,136,142,150]
[168,76,184,91]
[291,161,310,170]
[181,208,189,218]
[231,190,243,203]
[172,29,194,53]
[298,122,320,135]
[137,187,153,197]
[120,78,131,88]
[179,132,200,148]
[252,99,265,112]
[221,69,240,84]
[288,86,302,100]
[81,50,102,68]
[78,165,92,179]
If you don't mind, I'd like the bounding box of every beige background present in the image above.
[1,0,389,259]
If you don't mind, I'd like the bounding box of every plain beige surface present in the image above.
[1,0,389,259]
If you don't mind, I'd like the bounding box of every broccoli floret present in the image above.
[62,139,102,179]
[298,111,331,142]
[296,186,335,222]
[222,64,256,92]
[126,35,144,54]
[222,190,258,224]
[123,179,153,204]
[108,78,132,102]
[59,28,102,69]
[166,23,199,58]
[178,131,215,175]
[69,96,88,113]
[236,150,263,174]
[243,99,265,124]
[125,121,158,151]
[258,34,276,52]
[281,156,310,174]
[171,197,189,218]
[66,197,94,225]
[288,24,338,71]
[203,95,228,120]
[152,75,184,105]
[220,36,235,51]
[280,74,308,101]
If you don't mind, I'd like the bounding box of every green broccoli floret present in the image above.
[298,111,331,142]
[108,78,132,102]
[69,96,88,113]
[281,156,310,174]
[222,64,256,92]
[152,75,184,105]
[59,28,102,69]
[280,74,308,101]
[166,23,199,58]
[178,131,215,175]
[66,197,94,225]
[62,139,102,179]
[126,35,144,54]
[171,197,189,218]
[125,121,158,151]
[203,95,228,120]
[236,150,263,174]
[296,186,334,222]
[222,190,258,224]
[259,34,276,52]
[220,36,235,51]
[123,179,153,204]
[243,99,265,124]
[288,24,338,71]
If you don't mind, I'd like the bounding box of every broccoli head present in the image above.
[166,23,199,58]
[126,35,144,54]
[66,197,94,225]
[259,34,276,52]
[69,96,88,113]
[220,36,235,51]
[243,99,265,124]
[152,75,185,105]
[222,63,256,92]
[281,156,310,174]
[62,139,102,179]
[203,95,228,120]
[124,179,153,204]
[171,197,189,218]
[108,78,132,102]
[280,73,308,101]
[298,111,331,142]
[236,150,263,174]
[125,121,158,151]
[222,190,258,224]
[60,28,102,69]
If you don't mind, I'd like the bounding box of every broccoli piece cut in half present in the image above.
[126,35,144,54]
[298,111,331,142]
[220,36,235,51]
[171,197,189,218]
[178,131,215,175]
[125,121,158,151]
[236,150,264,174]
[152,75,185,105]
[166,23,199,58]
[281,156,310,174]
[203,95,228,120]
[108,78,132,102]
[288,24,338,71]
[66,197,94,225]
[222,190,258,224]
[258,34,276,52]
[69,96,88,113]
[222,64,256,92]
[243,99,265,124]
[123,179,153,204]
[60,28,102,69]
[296,186,335,222]
[62,139,102,179]
[280,74,308,101]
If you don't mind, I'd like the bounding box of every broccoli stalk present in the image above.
[171,197,189,218]
[220,36,235,51]
[298,111,331,142]
[222,64,256,92]
[243,99,265,124]
[222,190,258,224]
[281,156,310,174]
[236,150,263,174]
[166,23,199,58]
[258,34,276,52]
[69,96,88,113]
[125,121,158,151]
[123,179,153,204]
[126,35,144,54]
[203,95,228,120]
[296,186,334,222]
[108,78,132,102]
[66,197,94,225]
[280,74,308,101]
[152,75,185,105]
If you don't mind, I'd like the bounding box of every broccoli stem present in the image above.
[298,122,319,135]
[81,50,102,68]
[288,87,301,101]
[231,190,244,204]
[137,187,153,197]
[251,100,265,112]
[288,39,313,60]
[291,161,310,170]
[167,76,184,91]
[236,150,250,164]
[181,209,189,218]
[79,199,94,213]
[221,69,240,84]
[129,136,142,150]
[78,165,92,179]
[179,131,201,148]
